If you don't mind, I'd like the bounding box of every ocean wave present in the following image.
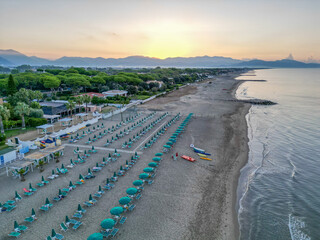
[288,214,311,240]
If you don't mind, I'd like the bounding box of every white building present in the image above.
[102,90,128,97]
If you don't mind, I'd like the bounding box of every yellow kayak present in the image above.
[200,157,212,161]
[197,153,207,157]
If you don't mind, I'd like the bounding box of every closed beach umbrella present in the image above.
[88,168,92,174]
[65,216,70,224]
[77,204,83,212]
[31,208,36,216]
[14,221,19,229]
[155,153,163,156]
[110,206,124,216]
[148,162,157,167]
[61,164,65,169]
[126,188,138,195]
[79,174,84,180]
[133,180,143,186]
[143,167,154,173]
[59,189,62,195]
[69,181,74,187]
[119,197,131,205]
[139,173,149,179]
[87,233,103,240]
[100,218,115,229]
[45,198,50,205]
[89,194,93,201]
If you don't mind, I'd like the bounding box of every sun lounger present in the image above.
[40,205,49,211]
[37,182,44,187]
[136,193,142,200]
[72,222,82,230]
[6,205,16,212]
[128,204,136,211]
[94,193,102,198]
[53,197,61,202]
[119,216,127,224]
[60,223,68,232]
[83,202,93,207]
[8,232,21,238]
[53,232,64,240]
[23,188,33,196]
[24,216,34,223]
[72,213,82,219]
[110,228,119,238]
[6,200,15,205]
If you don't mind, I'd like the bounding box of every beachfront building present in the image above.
[78,92,106,98]
[102,90,128,97]
[40,101,81,117]
[0,147,17,166]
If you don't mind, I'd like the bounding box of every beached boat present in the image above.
[181,155,196,162]
[200,157,212,161]
[197,153,207,157]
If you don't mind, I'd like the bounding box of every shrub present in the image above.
[30,102,41,109]
[25,117,47,127]
[3,120,22,129]
[0,134,6,142]
[29,108,44,118]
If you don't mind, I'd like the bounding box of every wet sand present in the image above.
[0,72,250,240]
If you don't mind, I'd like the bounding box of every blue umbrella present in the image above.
[126,188,138,195]
[119,197,131,205]
[152,157,161,161]
[155,153,163,156]
[148,162,157,167]
[133,180,143,186]
[143,167,154,173]
[110,206,123,216]
[87,233,103,240]
[100,218,115,229]
[139,173,149,179]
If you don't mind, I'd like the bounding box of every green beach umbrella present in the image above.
[69,181,74,187]
[96,163,99,167]
[100,218,115,230]
[155,153,163,156]
[108,153,112,158]
[133,180,143,186]
[113,172,117,177]
[92,146,95,150]
[41,176,45,181]
[89,194,93,201]
[110,206,124,216]
[119,197,131,205]
[126,188,138,195]
[70,159,74,164]
[163,145,171,148]
[52,169,55,175]
[14,221,19,229]
[79,174,84,180]
[152,157,161,161]
[143,167,154,173]
[98,185,103,192]
[148,162,157,167]
[106,178,110,184]
[77,204,83,211]
[61,164,65,169]
[120,166,123,170]
[45,198,50,205]
[59,189,62,195]
[65,216,70,224]
[87,233,103,240]
[166,141,173,145]
[139,173,149,179]
[31,208,35,216]
[51,229,58,237]
[29,183,33,189]
[88,168,92,174]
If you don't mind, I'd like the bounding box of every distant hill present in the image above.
[236,59,320,68]
[0,49,319,68]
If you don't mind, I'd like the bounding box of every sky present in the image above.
[0,0,319,62]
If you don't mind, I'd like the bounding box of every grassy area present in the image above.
[101,106,115,114]
[0,144,9,151]
[4,127,36,138]
[132,95,153,100]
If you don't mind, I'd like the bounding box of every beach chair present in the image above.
[119,216,127,224]
[135,193,142,200]
[128,204,136,211]
[14,221,28,232]
[83,201,93,207]
[24,216,35,223]
[60,223,68,232]
[52,231,64,240]
[72,213,82,219]
[23,188,33,196]
[40,205,49,211]
[110,228,119,238]
[72,221,82,230]
[8,231,21,238]
[94,193,102,198]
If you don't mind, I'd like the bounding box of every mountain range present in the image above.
[0,49,319,68]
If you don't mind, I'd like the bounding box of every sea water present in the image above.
[236,69,320,240]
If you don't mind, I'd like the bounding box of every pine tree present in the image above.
[7,74,17,96]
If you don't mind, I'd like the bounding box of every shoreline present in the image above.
[229,78,251,240]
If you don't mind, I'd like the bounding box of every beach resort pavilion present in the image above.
[36,124,55,135]
[24,145,65,164]
[5,159,34,177]
[43,114,61,124]
[58,117,73,127]
[75,113,89,122]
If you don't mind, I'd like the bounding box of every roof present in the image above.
[0,147,16,155]
[43,114,61,119]
[79,92,105,98]
[24,151,50,160]
[36,124,54,129]
[40,102,65,107]
[58,118,72,122]
[102,90,128,94]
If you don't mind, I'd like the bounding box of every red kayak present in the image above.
[181,155,196,162]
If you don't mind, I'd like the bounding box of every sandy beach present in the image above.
[0,72,250,240]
